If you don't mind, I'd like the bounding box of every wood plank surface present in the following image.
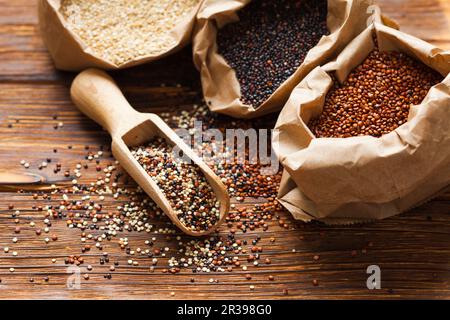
[0,0,449,300]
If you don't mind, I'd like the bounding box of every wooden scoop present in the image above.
[70,68,230,236]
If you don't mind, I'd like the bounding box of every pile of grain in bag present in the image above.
[308,48,443,138]
[273,23,450,224]
[216,0,329,108]
[39,0,203,70]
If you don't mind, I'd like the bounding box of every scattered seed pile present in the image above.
[217,0,329,108]
[130,137,220,233]
[162,105,281,199]
[60,0,200,66]
[3,104,286,291]
[309,49,443,138]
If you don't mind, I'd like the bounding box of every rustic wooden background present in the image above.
[0,0,449,300]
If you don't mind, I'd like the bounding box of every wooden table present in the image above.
[0,0,449,300]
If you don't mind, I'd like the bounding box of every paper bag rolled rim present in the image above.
[39,0,204,71]
[194,0,398,119]
[277,179,450,225]
[274,23,450,224]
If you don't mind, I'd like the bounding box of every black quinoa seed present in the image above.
[217,0,329,108]
[130,137,220,233]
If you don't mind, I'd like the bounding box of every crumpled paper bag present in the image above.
[273,22,450,224]
[193,0,397,118]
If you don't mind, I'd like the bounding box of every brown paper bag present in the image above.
[273,23,450,224]
[38,0,204,71]
[192,0,397,119]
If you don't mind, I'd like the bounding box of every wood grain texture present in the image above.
[0,0,449,300]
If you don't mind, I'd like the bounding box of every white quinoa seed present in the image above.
[60,0,201,66]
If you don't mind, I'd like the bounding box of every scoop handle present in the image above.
[70,68,142,138]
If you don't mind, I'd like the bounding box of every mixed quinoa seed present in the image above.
[130,137,220,233]
[60,0,201,66]
[162,106,281,199]
[217,0,329,108]
[3,104,288,291]
[308,48,443,138]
